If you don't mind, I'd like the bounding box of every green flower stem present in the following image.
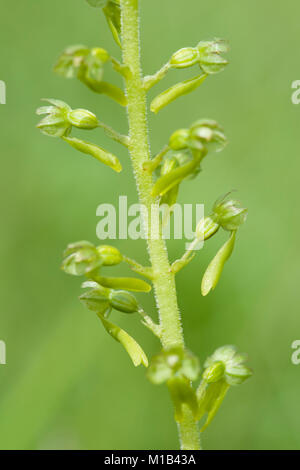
[120,0,201,450]
[97,121,129,147]
[178,405,201,451]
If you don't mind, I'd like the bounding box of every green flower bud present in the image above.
[213,195,248,231]
[61,241,102,276]
[147,347,200,385]
[68,109,99,129]
[169,129,190,150]
[202,361,225,383]
[204,345,252,386]
[108,290,139,314]
[36,99,72,137]
[197,39,229,74]
[196,216,220,241]
[97,245,123,266]
[169,47,200,69]
[62,136,122,173]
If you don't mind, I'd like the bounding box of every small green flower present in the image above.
[36,99,72,137]
[189,119,228,152]
[61,241,102,276]
[147,347,200,385]
[54,45,109,82]
[37,99,100,136]
[197,39,229,74]
[169,119,227,154]
[213,193,248,231]
[204,345,252,386]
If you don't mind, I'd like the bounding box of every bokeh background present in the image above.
[1,0,299,450]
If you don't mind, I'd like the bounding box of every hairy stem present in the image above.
[120,0,201,450]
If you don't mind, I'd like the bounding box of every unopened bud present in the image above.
[108,290,139,314]
[97,245,123,266]
[170,47,199,69]
[68,109,99,129]
[203,361,225,383]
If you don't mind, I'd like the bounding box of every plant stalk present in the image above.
[120,0,201,450]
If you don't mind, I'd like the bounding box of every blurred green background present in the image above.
[1,0,299,450]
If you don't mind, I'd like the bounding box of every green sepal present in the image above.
[152,153,202,197]
[168,377,199,422]
[201,231,236,296]
[94,276,152,293]
[62,136,122,173]
[150,74,207,113]
[98,313,148,367]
